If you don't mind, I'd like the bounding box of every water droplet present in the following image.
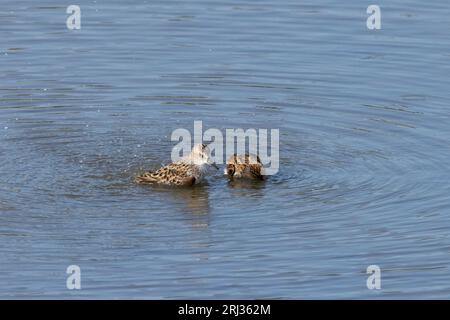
[4,126,8,130]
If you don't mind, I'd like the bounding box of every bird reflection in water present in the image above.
[150,183,211,229]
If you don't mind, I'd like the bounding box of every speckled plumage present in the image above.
[225,153,265,180]
[135,144,214,186]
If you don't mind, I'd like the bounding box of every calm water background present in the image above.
[1,0,450,299]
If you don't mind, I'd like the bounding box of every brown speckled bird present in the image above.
[135,144,218,186]
[224,154,265,180]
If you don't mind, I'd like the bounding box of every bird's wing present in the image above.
[135,163,195,185]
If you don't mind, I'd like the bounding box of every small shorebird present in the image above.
[225,154,265,180]
[135,143,218,186]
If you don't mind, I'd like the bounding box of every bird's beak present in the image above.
[211,162,219,170]
[206,157,219,170]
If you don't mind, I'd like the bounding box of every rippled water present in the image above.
[1,0,450,299]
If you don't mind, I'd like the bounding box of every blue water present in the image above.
[1,0,450,299]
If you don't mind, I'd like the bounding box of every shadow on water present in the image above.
[136,182,211,228]
[226,178,266,197]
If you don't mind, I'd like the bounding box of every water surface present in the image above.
[1,0,450,298]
